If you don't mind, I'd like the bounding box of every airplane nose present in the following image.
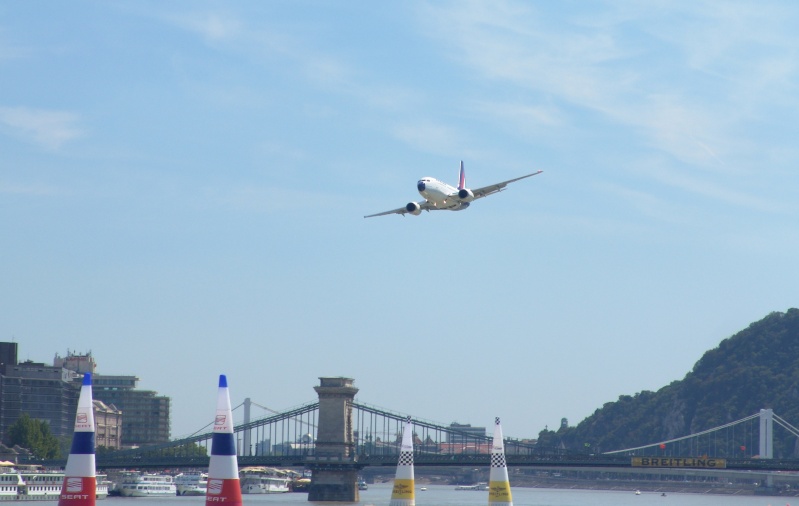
[417,180,426,192]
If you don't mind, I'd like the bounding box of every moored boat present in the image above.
[174,472,207,496]
[0,472,23,500]
[239,467,291,494]
[0,472,108,501]
[20,473,63,499]
[289,478,310,493]
[115,472,176,497]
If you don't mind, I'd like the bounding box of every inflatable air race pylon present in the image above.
[488,417,513,506]
[59,373,96,506]
[389,416,415,506]
[205,375,242,506]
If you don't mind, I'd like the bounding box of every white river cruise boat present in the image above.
[115,472,176,497]
[174,472,207,496]
[0,472,109,501]
[18,473,64,500]
[0,473,23,500]
[239,467,291,494]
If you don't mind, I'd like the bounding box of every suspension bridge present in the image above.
[33,377,799,501]
[86,378,799,469]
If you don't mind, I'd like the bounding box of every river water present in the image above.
[102,483,793,506]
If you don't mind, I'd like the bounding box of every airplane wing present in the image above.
[470,170,543,200]
[363,201,438,218]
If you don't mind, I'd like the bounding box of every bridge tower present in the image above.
[760,408,774,489]
[243,398,252,456]
[307,377,361,502]
[759,408,773,459]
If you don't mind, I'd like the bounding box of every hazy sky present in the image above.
[2,1,798,441]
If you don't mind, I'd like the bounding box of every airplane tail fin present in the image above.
[458,161,466,190]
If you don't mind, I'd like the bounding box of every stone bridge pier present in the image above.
[307,377,361,502]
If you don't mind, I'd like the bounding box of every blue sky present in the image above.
[2,1,798,441]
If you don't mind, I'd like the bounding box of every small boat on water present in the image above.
[115,472,176,497]
[455,483,488,491]
[174,471,208,496]
[239,467,291,494]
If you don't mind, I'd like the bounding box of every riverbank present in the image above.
[362,468,799,497]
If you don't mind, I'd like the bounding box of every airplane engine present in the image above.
[458,188,475,202]
[405,202,423,216]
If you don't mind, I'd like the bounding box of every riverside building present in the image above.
[92,375,171,446]
[0,344,168,449]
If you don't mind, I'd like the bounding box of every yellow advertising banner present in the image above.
[391,479,414,499]
[631,457,726,469]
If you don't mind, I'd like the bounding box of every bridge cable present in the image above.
[249,400,317,430]
[604,412,761,455]
[773,414,799,438]
[178,401,246,439]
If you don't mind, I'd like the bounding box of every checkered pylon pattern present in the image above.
[398,451,414,466]
[491,452,507,468]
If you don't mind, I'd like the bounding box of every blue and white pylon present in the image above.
[59,373,96,506]
[205,375,242,506]
[389,416,415,506]
[488,417,513,506]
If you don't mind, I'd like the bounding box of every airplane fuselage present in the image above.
[417,177,470,211]
[363,161,541,218]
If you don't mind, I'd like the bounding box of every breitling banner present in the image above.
[631,457,726,469]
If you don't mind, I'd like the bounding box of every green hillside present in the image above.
[543,309,799,457]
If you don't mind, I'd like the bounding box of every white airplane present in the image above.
[364,161,543,218]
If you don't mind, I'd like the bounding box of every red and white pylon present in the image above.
[205,375,242,506]
[59,373,96,506]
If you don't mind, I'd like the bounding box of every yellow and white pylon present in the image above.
[389,416,415,506]
[488,417,512,506]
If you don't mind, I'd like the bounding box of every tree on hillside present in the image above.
[4,413,61,459]
[554,309,799,457]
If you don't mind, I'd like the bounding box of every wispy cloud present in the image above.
[0,106,84,150]
[391,121,464,156]
[0,181,61,196]
[598,182,687,225]
[418,0,799,211]
[646,163,786,213]
[209,184,343,213]
[0,36,31,60]
[164,10,243,44]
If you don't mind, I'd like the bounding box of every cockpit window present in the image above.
[417,181,426,192]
